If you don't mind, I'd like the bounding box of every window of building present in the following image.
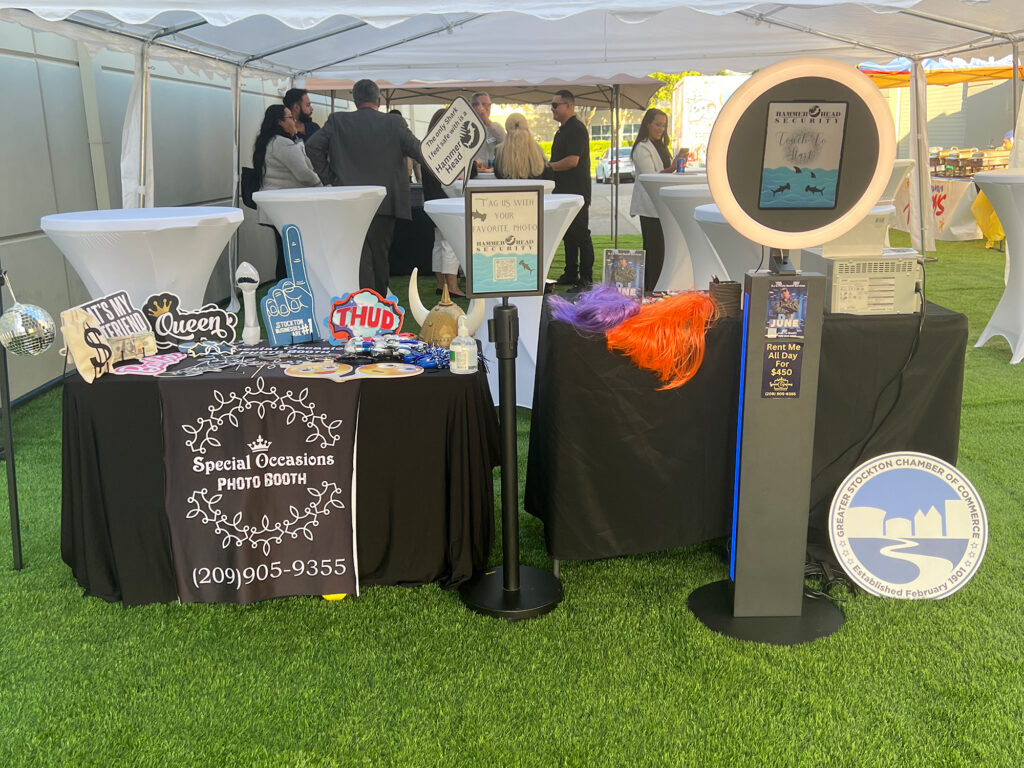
[591,123,641,142]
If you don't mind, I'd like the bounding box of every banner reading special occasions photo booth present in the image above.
[160,375,359,603]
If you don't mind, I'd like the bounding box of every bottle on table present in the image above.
[449,315,478,374]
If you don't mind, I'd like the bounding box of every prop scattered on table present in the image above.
[404,346,452,370]
[829,451,987,600]
[356,363,423,378]
[603,249,645,300]
[261,224,317,346]
[77,290,156,363]
[235,261,261,346]
[407,267,485,348]
[181,340,238,357]
[112,352,187,375]
[549,283,641,334]
[59,307,113,383]
[764,280,807,339]
[606,291,720,390]
[323,288,404,345]
[144,292,238,351]
[0,271,55,357]
[449,315,478,374]
[709,279,742,318]
[420,96,487,185]
[284,360,355,381]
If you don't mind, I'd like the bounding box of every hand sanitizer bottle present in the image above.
[449,315,478,375]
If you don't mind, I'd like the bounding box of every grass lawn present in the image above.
[1,233,1022,766]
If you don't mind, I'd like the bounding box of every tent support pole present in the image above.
[613,84,620,248]
[226,66,243,313]
[910,58,930,254]
[1013,42,1020,139]
[138,43,151,208]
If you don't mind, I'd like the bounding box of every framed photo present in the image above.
[464,186,544,298]
[603,249,645,300]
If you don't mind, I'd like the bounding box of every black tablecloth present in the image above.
[525,301,968,562]
[62,367,499,605]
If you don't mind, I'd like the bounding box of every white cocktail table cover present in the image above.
[253,186,386,337]
[425,193,584,407]
[41,207,243,310]
[636,172,708,291]
[973,169,1024,363]
[659,184,723,289]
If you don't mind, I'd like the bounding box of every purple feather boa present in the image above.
[549,284,640,333]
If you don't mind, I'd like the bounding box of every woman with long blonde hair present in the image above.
[494,113,547,179]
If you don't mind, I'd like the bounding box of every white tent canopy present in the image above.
[4,0,1023,250]
[4,2,1022,82]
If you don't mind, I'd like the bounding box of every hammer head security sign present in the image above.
[420,97,487,186]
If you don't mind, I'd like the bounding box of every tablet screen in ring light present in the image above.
[706,57,896,251]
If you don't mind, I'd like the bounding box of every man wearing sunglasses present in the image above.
[547,90,595,292]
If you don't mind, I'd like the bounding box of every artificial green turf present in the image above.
[1,236,1022,767]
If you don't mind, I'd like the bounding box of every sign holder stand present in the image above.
[460,298,562,620]
[456,185,561,620]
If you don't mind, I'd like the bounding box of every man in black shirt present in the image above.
[283,88,320,142]
[547,90,595,292]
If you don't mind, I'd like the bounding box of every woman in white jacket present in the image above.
[629,108,684,292]
[252,104,322,279]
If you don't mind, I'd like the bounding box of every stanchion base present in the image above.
[459,566,563,621]
[688,579,844,646]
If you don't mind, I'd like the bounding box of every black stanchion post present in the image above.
[460,298,562,620]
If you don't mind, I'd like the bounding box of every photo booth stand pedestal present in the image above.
[459,299,563,620]
[689,267,843,645]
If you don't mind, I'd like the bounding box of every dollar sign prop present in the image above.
[59,307,114,383]
[84,326,112,373]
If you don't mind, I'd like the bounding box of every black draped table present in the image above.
[525,300,967,563]
[62,365,499,605]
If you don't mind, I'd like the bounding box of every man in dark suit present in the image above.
[306,79,422,296]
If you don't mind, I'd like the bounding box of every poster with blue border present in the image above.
[465,187,544,297]
[765,279,807,339]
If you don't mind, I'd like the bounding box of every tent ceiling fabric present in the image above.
[302,76,664,109]
[4,2,1022,84]
[0,1,928,29]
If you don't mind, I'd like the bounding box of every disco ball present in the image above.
[0,302,56,356]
